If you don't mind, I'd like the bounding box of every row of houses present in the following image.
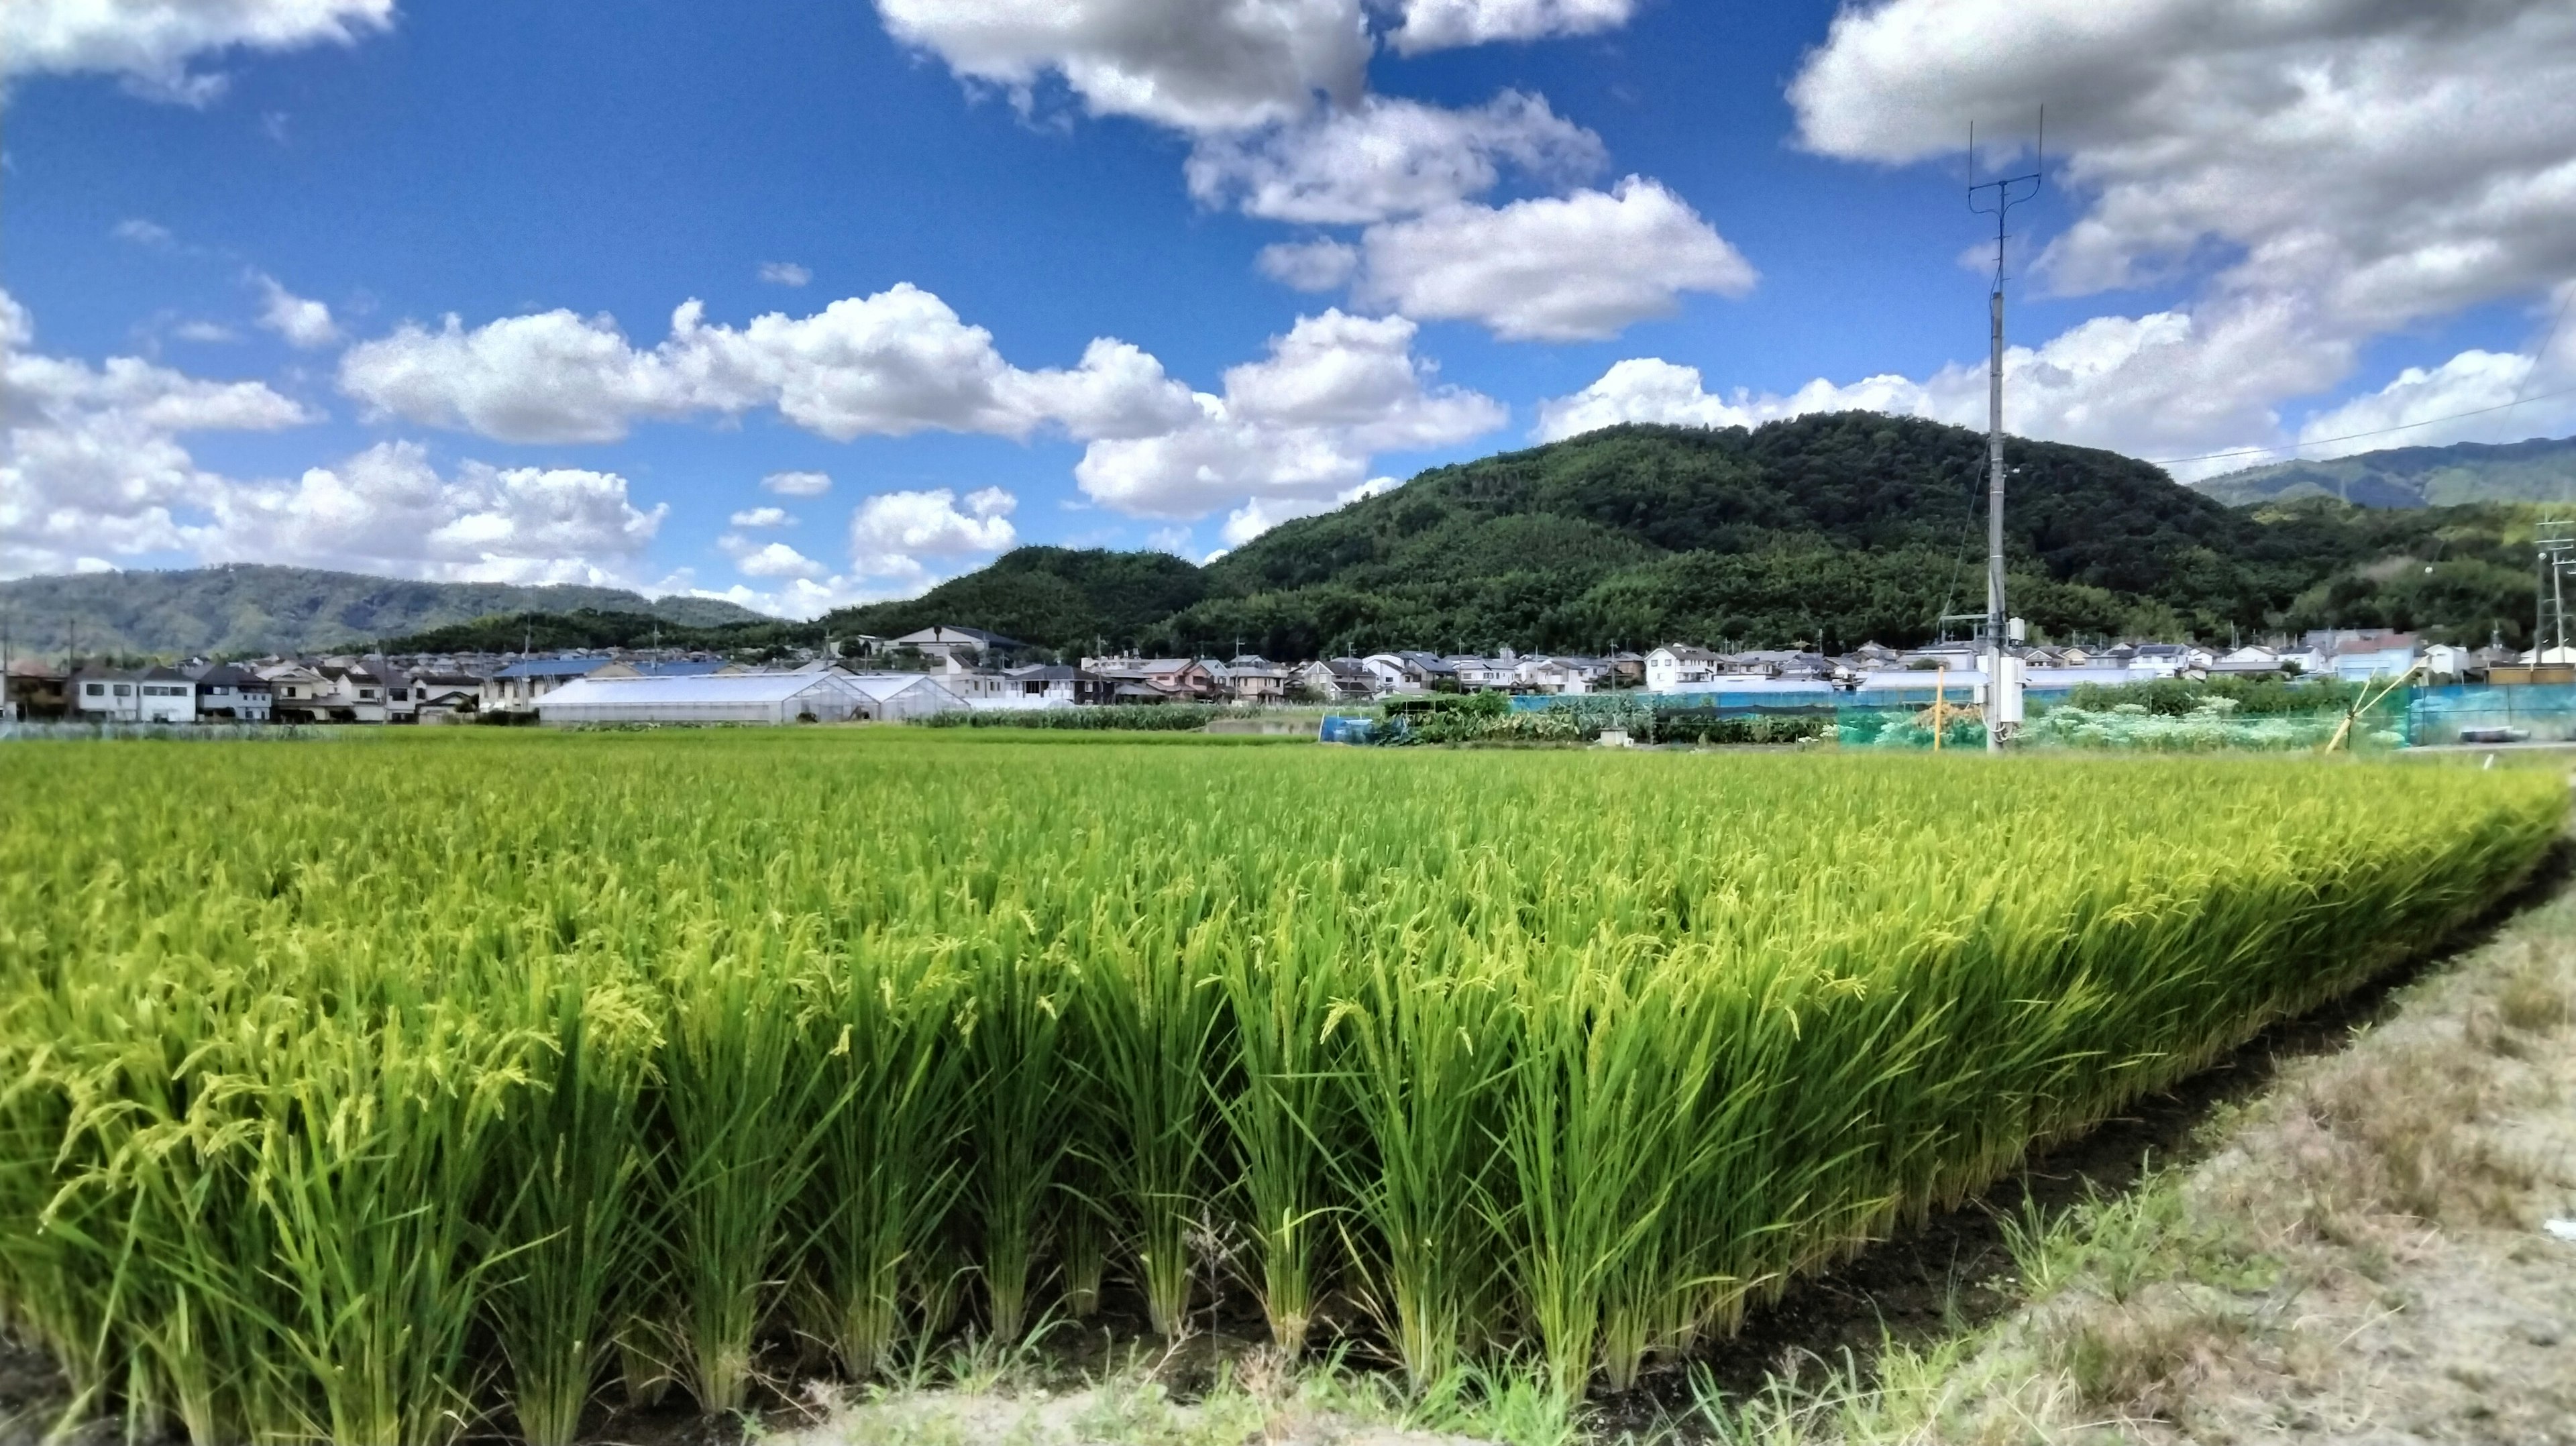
[3,624,2531,729]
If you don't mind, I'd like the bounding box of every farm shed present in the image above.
[537,671,867,726]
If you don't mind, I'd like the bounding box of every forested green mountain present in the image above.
[813,414,2546,655]
[2194,435,2576,508]
[826,547,1210,653]
[0,565,767,659]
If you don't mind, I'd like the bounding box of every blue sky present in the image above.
[6,1,2573,615]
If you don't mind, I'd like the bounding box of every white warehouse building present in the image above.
[537,671,871,726]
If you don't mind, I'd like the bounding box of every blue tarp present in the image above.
[1317,714,1377,744]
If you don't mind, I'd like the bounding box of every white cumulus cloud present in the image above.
[873,0,1371,132]
[1386,0,1637,54]
[1075,309,1504,517]
[722,538,826,579]
[1186,91,1604,224]
[199,441,667,585]
[728,506,794,529]
[3,0,395,105]
[1775,0,2576,471]
[847,486,1020,585]
[1,288,668,584]
[1348,178,1757,341]
[1791,0,2576,349]
[252,273,339,349]
[2,288,313,576]
[337,286,1197,446]
[1257,238,1362,291]
[1220,474,1396,546]
[757,261,812,287]
[1534,295,2368,478]
[762,469,833,497]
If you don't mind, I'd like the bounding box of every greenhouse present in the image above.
[535,671,869,725]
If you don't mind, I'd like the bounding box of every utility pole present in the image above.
[1968,114,2042,753]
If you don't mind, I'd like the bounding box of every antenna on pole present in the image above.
[1968,107,2043,754]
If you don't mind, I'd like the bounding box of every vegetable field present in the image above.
[0,734,2559,1444]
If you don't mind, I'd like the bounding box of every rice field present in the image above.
[0,733,2560,1444]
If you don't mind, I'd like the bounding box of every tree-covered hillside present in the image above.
[0,565,767,658]
[823,547,1210,653]
[794,414,2554,657]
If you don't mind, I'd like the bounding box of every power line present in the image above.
[2151,381,2576,468]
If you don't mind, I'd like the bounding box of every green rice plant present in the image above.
[955,937,1067,1347]
[655,932,834,1414]
[486,972,658,1446]
[804,940,969,1376]
[1069,885,1231,1339]
[0,732,2561,1433]
[1210,883,1350,1357]
[1331,930,1513,1391]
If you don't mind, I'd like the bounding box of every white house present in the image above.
[1444,657,1517,691]
[1513,657,1594,695]
[192,663,272,722]
[1360,652,1457,694]
[72,667,199,723]
[537,670,871,725]
[2208,645,2282,676]
[1644,646,1721,691]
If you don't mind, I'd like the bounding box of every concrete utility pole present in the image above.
[1969,115,2041,754]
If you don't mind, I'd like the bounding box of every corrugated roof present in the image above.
[493,657,610,679]
[541,672,863,708]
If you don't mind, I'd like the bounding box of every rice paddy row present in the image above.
[0,733,2558,1445]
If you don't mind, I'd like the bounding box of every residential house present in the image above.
[484,657,612,714]
[2127,643,2210,678]
[1605,653,1646,687]
[72,667,198,724]
[2325,633,2420,680]
[303,663,390,723]
[1357,652,1459,694]
[192,663,272,722]
[1002,664,1113,707]
[1295,658,1378,703]
[590,659,729,679]
[2423,643,2476,679]
[892,625,1028,664]
[1091,657,1223,702]
[5,660,69,720]
[1444,657,1517,691]
[262,663,327,722]
[1511,656,1597,695]
[409,671,484,722]
[1847,641,1902,669]
[1644,646,1721,691]
[2207,645,2283,676]
[1224,657,1292,704]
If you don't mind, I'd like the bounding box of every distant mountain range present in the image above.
[2193,434,2576,508]
[0,565,769,659]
